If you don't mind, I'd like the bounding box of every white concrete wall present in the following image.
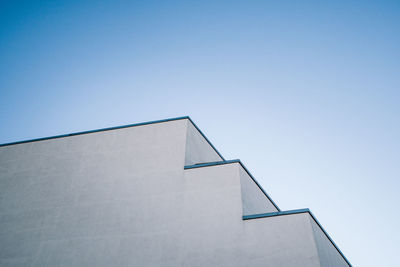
[239,166,278,216]
[0,119,189,266]
[0,118,349,266]
[182,164,326,267]
[242,213,322,267]
[182,164,244,266]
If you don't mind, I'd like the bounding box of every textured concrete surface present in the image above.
[0,119,188,266]
[242,213,321,267]
[0,118,349,266]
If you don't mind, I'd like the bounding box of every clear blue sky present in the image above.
[1,1,399,266]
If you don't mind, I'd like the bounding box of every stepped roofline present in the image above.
[243,208,352,267]
[184,159,281,212]
[0,116,225,160]
[185,161,352,266]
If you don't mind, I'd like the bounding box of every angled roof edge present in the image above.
[186,117,225,161]
[0,116,218,152]
[242,208,310,220]
[0,116,189,147]
[243,209,352,267]
[184,160,280,212]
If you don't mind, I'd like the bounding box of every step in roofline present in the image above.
[243,208,352,267]
[0,116,225,161]
[184,160,280,212]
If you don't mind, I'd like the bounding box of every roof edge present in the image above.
[0,116,190,147]
[186,117,225,161]
[242,208,310,220]
[184,159,239,169]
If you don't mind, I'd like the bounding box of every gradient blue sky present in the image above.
[1,1,399,266]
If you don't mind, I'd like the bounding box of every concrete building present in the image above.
[0,116,351,266]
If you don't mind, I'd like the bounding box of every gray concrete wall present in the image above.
[184,120,222,166]
[310,216,349,267]
[239,166,278,216]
